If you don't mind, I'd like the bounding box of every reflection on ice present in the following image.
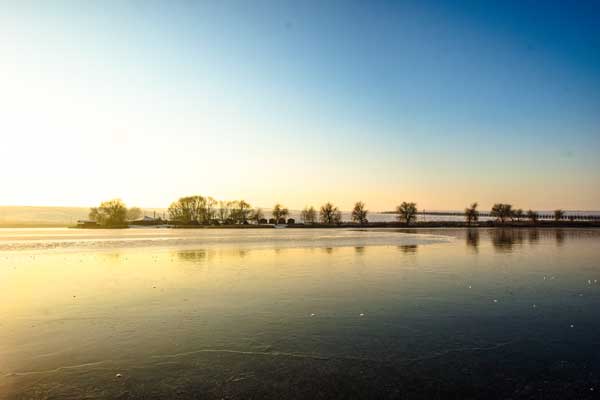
[1,227,600,399]
[0,228,451,253]
[398,245,418,254]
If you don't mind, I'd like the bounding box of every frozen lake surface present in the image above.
[1,228,600,399]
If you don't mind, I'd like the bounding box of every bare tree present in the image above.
[513,208,524,222]
[491,203,513,223]
[396,202,417,224]
[527,209,539,223]
[252,208,264,224]
[230,200,253,224]
[351,201,368,224]
[301,206,317,224]
[168,196,205,224]
[89,199,129,226]
[320,202,340,224]
[201,197,217,224]
[217,201,230,224]
[464,202,479,225]
[272,204,289,223]
[333,209,342,225]
[226,201,239,223]
[554,209,565,221]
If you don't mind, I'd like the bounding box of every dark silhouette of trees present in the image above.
[466,229,480,251]
[252,208,264,224]
[491,203,513,223]
[168,196,198,224]
[168,195,215,224]
[351,201,368,224]
[554,209,565,221]
[333,209,342,225]
[272,204,289,224]
[217,201,230,224]
[527,209,539,223]
[89,199,129,226]
[320,202,341,224]
[396,202,417,224]
[491,228,524,252]
[92,191,577,229]
[230,200,253,224]
[464,202,479,225]
[513,208,524,222]
[202,197,217,223]
[169,196,245,224]
[301,206,317,224]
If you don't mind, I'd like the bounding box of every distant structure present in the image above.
[76,220,98,228]
[130,215,163,226]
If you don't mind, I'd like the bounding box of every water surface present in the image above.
[1,228,599,399]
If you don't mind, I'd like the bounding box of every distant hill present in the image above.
[0,206,89,227]
[0,206,167,227]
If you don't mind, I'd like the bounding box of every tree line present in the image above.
[87,197,570,227]
[164,196,348,226]
[87,197,384,226]
[465,203,567,224]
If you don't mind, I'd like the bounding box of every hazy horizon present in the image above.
[3,204,600,213]
[2,204,599,228]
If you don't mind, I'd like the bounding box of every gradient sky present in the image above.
[1,0,599,211]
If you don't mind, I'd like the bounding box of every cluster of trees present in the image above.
[271,204,289,224]
[319,202,343,224]
[90,197,425,227]
[303,201,415,225]
[300,206,317,224]
[166,197,362,226]
[93,197,571,228]
[165,197,292,225]
[88,199,142,226]
[166,197,421,226]
[465,203,566,224]
[167,196,257,225]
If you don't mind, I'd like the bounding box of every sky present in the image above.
[1,0,599,211]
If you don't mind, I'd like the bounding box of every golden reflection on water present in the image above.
[1,228,600,398]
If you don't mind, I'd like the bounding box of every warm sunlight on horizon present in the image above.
[2,1,599,211]
[3,3,600,399]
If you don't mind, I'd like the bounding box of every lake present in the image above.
[1,228,599,399]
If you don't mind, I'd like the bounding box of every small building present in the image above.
[277,218,286,224]
[259,218,268,224]
[268,218,276,224]
[131,215,164,226]
[287,218,295,225]
[77,220,98,228]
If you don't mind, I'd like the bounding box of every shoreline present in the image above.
[61,220,600,229]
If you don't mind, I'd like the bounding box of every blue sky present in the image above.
[1,0,599,209]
